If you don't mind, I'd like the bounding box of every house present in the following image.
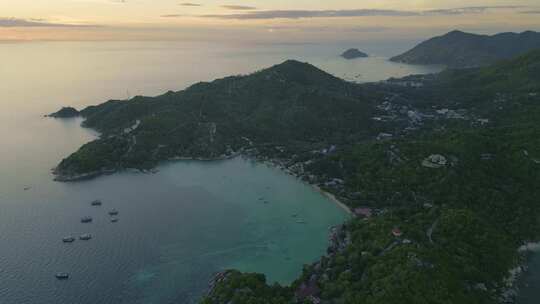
[436,108,449,115]
[354,207,373,218]
[392,228,403,237]
[422,154,447,168]
[480,153,494,161]
[477,118,489,125]
[296,281,320,300]
[377,133,394,141]
[325,178,345,187]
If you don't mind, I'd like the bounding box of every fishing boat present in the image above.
[55,272,69,280]
[79,233,92,240]
[91,200,102,206]
[81,216,93,223]
[62,236,75,243]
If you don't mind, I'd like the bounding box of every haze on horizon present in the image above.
[1,0,540,43]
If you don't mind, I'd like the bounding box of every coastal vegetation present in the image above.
[53,60,378,180]
[51,49,540,303]
[202,50,540,303]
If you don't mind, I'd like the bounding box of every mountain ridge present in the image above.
[390,30,540,68]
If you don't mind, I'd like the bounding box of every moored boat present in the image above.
[108,209,119,216]
[91,200,102,206]
[81,216,93,223]
[55,272,69,280]
[62,236,75,243]
[79,233,92,240]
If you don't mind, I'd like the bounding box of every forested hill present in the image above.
[50,48,540,304]
[201,51,540,304]
[54,60,377,181]
[390,30,540,68]
[54,50,540,181]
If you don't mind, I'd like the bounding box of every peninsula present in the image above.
[48,107,80,118]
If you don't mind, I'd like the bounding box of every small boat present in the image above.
[81,216,93,223]
[62,236,76,243]
[55,272,69,280]
[24,186,31,191]
[108,209,119,216]
[91,200,102,206]
[79,233,92,240]
[110,217,119,223]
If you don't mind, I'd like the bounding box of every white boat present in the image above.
[55,272,69,280]
[81,216,93,223]
[79,233,92,240]
[62,236,75,243]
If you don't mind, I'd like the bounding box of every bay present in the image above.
[0,40,443,304]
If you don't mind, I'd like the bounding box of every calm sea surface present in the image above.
[0,40,462,304]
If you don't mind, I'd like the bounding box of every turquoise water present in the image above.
[517,251,540,304]
[0,41,443,304]
[0,117,349,303]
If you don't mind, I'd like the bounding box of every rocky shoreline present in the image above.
[205,223,351,301]
[52,150,243,182]
[52,167,118,182]
[501,241,540,303]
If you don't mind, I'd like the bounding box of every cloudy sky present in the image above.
[1,0,540,42]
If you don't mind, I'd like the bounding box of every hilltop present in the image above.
[390,30,540,68]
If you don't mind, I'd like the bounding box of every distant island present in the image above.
[47,107,80,118]
[341,48,368,59]
[390,30,540,68]
[50,50,540,304]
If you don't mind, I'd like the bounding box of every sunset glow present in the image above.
[1,0,540,42]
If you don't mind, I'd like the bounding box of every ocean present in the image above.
[0,40,453,304]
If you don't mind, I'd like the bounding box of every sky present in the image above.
[1,0,540,42]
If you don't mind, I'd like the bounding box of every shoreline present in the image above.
[256,157,354,216]
[53,152,354,217]
[311,184,353,216]
[501,241,540,303]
